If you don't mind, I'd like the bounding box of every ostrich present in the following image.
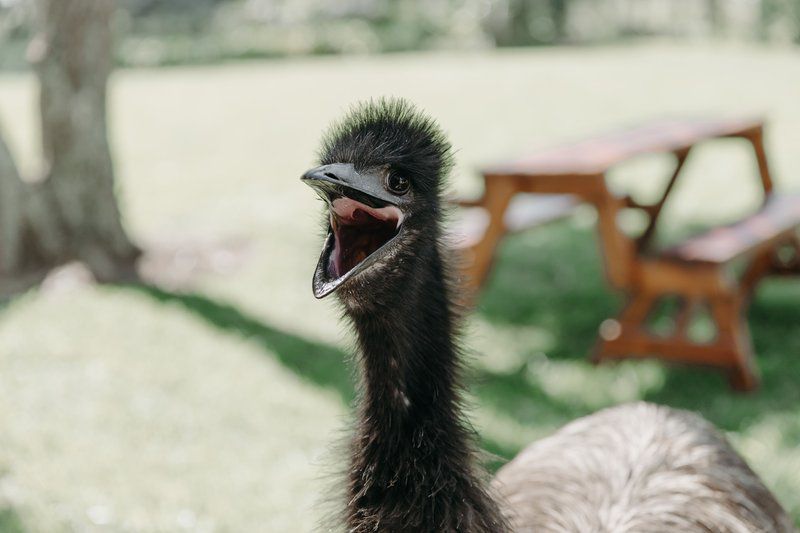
[301,99,796,533]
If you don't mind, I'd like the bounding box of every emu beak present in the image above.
[302,163,406,299]
[301,164,400,207]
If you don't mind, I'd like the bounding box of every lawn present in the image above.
[0,43,799,532]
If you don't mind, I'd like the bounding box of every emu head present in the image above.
[302,98,453,299]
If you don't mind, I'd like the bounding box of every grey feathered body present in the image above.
[494,402,796,533]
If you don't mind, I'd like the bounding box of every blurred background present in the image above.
[2,0,800,68]
[0,0,798,531]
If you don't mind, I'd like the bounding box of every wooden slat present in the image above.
[662,193,800,265]
[483,117,761,177]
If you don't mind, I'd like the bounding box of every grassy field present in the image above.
[0,44,799,532]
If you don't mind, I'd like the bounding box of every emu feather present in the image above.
[303,98,796,533]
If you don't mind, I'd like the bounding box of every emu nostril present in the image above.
[324,172,339,180]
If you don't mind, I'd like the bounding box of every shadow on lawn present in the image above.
[123,223,798,520]
[478,222,800,434]
[127,285,356,403]
[124,283,590,470]
[126,223,800,464]
[0,506,28,533]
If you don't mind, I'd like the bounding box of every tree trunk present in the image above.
[0,129,25,275]
[707,0,725,37]
[550,0,568,42]
[0,0,138,283]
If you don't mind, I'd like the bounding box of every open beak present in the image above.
[302,163,405,298]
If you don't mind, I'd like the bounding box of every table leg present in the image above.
[636,147,691,251]
[708,294,759,391]
[744,125,774,195]
[462,178,516,292]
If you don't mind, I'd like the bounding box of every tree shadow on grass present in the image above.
[474,222,800,525]
[477,222,800,436]
[120,229,799,511]
[0,506,28,533]
[125,284,356,404]
[124,283,587,471]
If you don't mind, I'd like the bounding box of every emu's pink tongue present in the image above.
[329,198,403,279]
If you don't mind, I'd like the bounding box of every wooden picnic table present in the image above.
[456,117,800,391]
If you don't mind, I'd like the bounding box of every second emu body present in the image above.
[302,99,795,532]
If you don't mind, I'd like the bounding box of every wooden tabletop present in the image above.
[482,116,763,178]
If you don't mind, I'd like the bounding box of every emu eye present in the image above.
[386,174,410,195]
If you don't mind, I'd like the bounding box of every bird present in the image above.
[300,98,796,533]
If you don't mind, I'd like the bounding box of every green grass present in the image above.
[0,43,799,531]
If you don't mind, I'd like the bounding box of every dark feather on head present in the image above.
[318,98,453,198]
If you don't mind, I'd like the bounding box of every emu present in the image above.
[301,98,796,532]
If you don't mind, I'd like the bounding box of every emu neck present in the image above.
[343,242,507,533]
[354,246,456,424]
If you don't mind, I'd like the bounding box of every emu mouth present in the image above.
[302,166,405,298]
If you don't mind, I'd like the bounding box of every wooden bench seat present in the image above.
[662,193,800,265]
[450,193,577,250]
[604,193,800,391]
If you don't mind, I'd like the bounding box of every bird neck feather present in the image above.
[343,242,508,533]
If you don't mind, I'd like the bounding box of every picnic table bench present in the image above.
[453,117,800,390]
